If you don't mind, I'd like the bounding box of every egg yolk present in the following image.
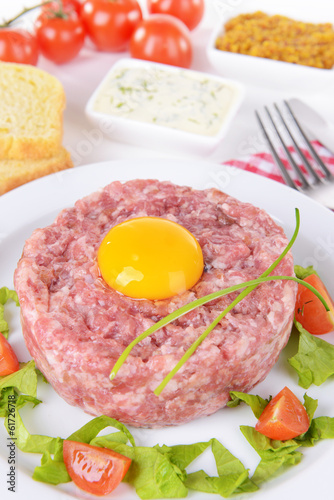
[97,217,204,300]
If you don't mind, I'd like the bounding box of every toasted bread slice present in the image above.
[0,62,65,160]
[0,147,73,195]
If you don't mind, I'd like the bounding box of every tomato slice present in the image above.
[295,273,334,335]
[255,386,310,441]
[0,333,20,376]
[63,440,131,496]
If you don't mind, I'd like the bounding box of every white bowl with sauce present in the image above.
[85,58,244,156]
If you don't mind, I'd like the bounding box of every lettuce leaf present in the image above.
[288,321,334,388]
[0,360,39,397]
[0,287,19,339]
[97,440,189,499]
[294,265,318,280]
[227,391,270,418]
[0,387,41,418]
[229,391,330,486]
[33,438,70,485]
[7,408,255,499]
[4,397,334,500]
[185,438,258,498]
[6,407,60,454]
[154,441,211,471]
[33,449,71,485]
[295,416,334,447]
[240,425,302,485]
[67,414,136,447]
[302,393,318,423]
[240,413,334,485]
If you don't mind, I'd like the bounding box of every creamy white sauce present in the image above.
[93,66,237,137]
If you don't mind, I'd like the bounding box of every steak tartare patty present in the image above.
[14,180,296,428]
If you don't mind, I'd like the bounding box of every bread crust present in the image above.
[0,147,73,195]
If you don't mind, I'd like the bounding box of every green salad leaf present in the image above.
[154,441,211,471]
[0,360,39,397]
[4,405,259,499]
[294,265,318,280]
[33,448,70,485]
[233,391,334,485]
[99,441,189,499]
[0,286,19,338]
[227,391,270,419]
[302,393,318,423]
[288,321,334,388]
[184,437,259,496]
[0,387,41,418]
[67,414,136,447]
[6,406,60,454]
[240,425,303,485]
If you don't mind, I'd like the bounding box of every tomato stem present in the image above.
[0,1,54,28]
[42,0,71,20]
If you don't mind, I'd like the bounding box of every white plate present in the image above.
[206,0,334,90]
[1,159,334,500]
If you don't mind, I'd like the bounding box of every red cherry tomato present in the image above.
[0,333,20,376]
[295,273,334,335]
[63,440,132,496]
[255,387,310,441]
[147,0,205,30]
[42,0,82,16]
[0,29,39,65]
[35,8,85,64]
[130,14,192,68]
[81,0,143,51]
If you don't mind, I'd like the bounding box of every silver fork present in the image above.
[255,100,334,209]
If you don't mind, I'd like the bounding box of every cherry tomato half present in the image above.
[0,29,39,65]
[81,0,143,51]
[0,333,20,377]
[35,9,85,64]
[255,387,310,441]
[295,273,334,335]
[130,14,192,68]
[63,440,132,496]
[147,0,205,30]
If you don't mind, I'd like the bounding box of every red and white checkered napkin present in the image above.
[222,141,334,185]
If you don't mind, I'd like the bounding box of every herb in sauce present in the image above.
[93,66,239,136]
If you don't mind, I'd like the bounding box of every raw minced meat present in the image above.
[14,179,296,428]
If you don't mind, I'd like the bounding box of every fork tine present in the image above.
[273,103,320,185]
[255,111,297,190]
[264,106,310,189]
[284,100,334,181]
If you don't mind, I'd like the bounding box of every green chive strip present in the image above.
[154,209,301,395]
[110,273,329,390]
[110,210,302,389]
[155,272,324,396]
